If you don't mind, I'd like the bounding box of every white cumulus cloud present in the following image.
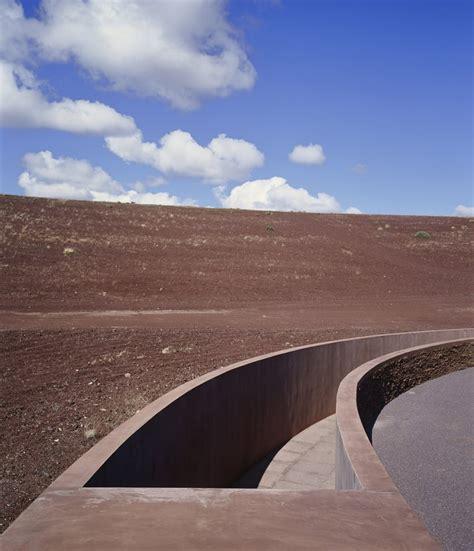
[1,1,262,185]
[1,55,263,184]
[217,176,343,213]
[289,144,326,165]
[18,150,195,206]
[454,205,474,217]
[106,130,264,184]
[0,59,137,136]
[345,207,362,214]
[0,0,38,63]
[5,0,256,110]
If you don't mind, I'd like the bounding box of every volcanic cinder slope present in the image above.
[0,194,472,531]
[1,195,472,312]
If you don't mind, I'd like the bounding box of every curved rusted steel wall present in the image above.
[335,338,473,492]
[5,329,473,550]
[47,328,474,491]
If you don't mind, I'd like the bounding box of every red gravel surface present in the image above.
[1,195,472,311]
[0,195,472,531]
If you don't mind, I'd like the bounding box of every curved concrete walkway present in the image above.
[235,415,336,490]
[259,415,336,490]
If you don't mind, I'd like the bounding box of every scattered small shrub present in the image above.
[415,231,431,239]
[63,247,76,255]
[266,225,274,232]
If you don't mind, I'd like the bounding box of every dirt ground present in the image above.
[1,195,472,311]
[0,195,472,531]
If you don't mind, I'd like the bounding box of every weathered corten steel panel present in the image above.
[3,329,473,549]
[80,329,473,489]
[335,338,473,492]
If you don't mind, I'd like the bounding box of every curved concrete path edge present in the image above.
[335,338,473,493]
[3,328,474,549]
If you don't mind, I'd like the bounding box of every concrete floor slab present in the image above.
[1,487,438,550]
[259,415,336,490]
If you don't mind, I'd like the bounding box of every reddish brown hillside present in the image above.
[1,195,472,312]
[0,194,472,532]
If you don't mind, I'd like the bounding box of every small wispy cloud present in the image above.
[351,163,367,174]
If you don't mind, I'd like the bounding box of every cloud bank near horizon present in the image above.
[216,176,361,214]
[18,152,362,214]
[18,150,196,206]
[454,205,474,217]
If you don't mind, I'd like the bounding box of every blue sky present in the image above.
[0,0,472,215]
